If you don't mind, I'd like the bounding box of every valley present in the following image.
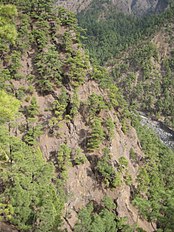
[0,1,174,232]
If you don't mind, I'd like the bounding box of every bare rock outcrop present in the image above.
[56,0,168,16]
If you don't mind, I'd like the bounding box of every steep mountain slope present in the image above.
[56,0,169,16]
[110,21,174,129]
[1,1,174,232]
[0,2,151,231]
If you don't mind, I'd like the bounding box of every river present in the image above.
[139,113,174,149]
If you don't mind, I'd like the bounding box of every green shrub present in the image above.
[105,117,115,140]
[129,148,137,162]
[0,4,17,44]
[57,7,77,27]
[23,125,42,145]
[124,171,132,186]
[16,87,26,100]
[9,51,21,75]
[51,88,68,121]
[87,118,104,151]
[0,138,64,231]
[96,148,121,188]
[34,46,62,92]
[57,143,71,180]
[0,90,20,123]
[118,157,128,170]
[32,29,48,49]
[102,196,116,210]
[88,94,107,118]
[74,197,132,232]
[70,90,80,117]
[65,50,89,87]
[26,97,39,118]
[73,147,87,165]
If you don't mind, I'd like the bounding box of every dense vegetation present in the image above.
[131,114,174,232]
[78,0,174,128]
[78,0,174,64]
[74,196,135,232]
[0,3,67,231]
[112,40,174,128]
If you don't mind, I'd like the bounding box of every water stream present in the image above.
[139,113,174,149]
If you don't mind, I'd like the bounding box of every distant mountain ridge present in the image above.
[56,0,169,16]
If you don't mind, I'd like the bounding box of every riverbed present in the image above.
[139,113,174,149]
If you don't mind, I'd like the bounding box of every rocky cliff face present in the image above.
[0,3,154,231]
[56,0,168,16]
[38,77,154,231]
[131,0,168,16]
[11,28,153,232]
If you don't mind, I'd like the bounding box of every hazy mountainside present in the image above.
[77,0,173,64]
[77,0,174,129]
[56,0,169,16]
[110,22,174,129]
[1,1,174,232]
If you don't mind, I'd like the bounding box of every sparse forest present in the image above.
[0,0,174,231]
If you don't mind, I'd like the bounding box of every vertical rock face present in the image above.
[131,0,168,16]
[56,0,168,16]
